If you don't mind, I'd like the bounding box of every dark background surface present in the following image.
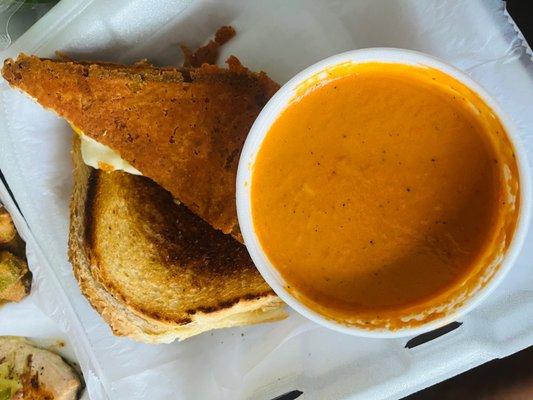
[506,0,533,44]
[407,1,533,399]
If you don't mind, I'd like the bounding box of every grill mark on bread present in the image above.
[185,291,274,315]
[83,169,98,262]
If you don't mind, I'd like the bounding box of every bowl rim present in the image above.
[236,47,532,338]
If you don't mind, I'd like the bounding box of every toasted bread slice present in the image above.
[69,137,285,343]
[3,54,279,241]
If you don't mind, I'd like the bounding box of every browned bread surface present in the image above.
[68,137,285,342]
[3,54,279,241]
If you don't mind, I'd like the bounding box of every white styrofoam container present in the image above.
[0,1,532,399]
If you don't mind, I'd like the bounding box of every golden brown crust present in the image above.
[181,25,236,67]
[68,136,285,342]
[87,168,277,323]
[3,54,279,241]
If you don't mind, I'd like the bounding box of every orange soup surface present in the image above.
[251,63,519,327]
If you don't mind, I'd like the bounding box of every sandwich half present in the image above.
[2,52,278,241]
[69,136,285,343]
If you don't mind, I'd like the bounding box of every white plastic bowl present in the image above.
[236,48,531,338]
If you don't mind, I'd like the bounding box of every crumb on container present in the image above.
[0,206,16,244]
[0,251,31,302]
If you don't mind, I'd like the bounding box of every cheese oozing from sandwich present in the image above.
[72,126,142,175]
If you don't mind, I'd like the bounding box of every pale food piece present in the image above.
[0,252,30,303]
[0,337,81,400]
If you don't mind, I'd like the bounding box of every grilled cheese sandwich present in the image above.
[1,27,286,342]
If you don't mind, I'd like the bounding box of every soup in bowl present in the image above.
[237,49,530,337]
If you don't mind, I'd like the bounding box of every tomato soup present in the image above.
[251,63,520,328]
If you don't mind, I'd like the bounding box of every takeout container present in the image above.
[237,48,532,338]
[1,1,533,399]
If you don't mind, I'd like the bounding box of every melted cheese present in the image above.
[71,126,142,175]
